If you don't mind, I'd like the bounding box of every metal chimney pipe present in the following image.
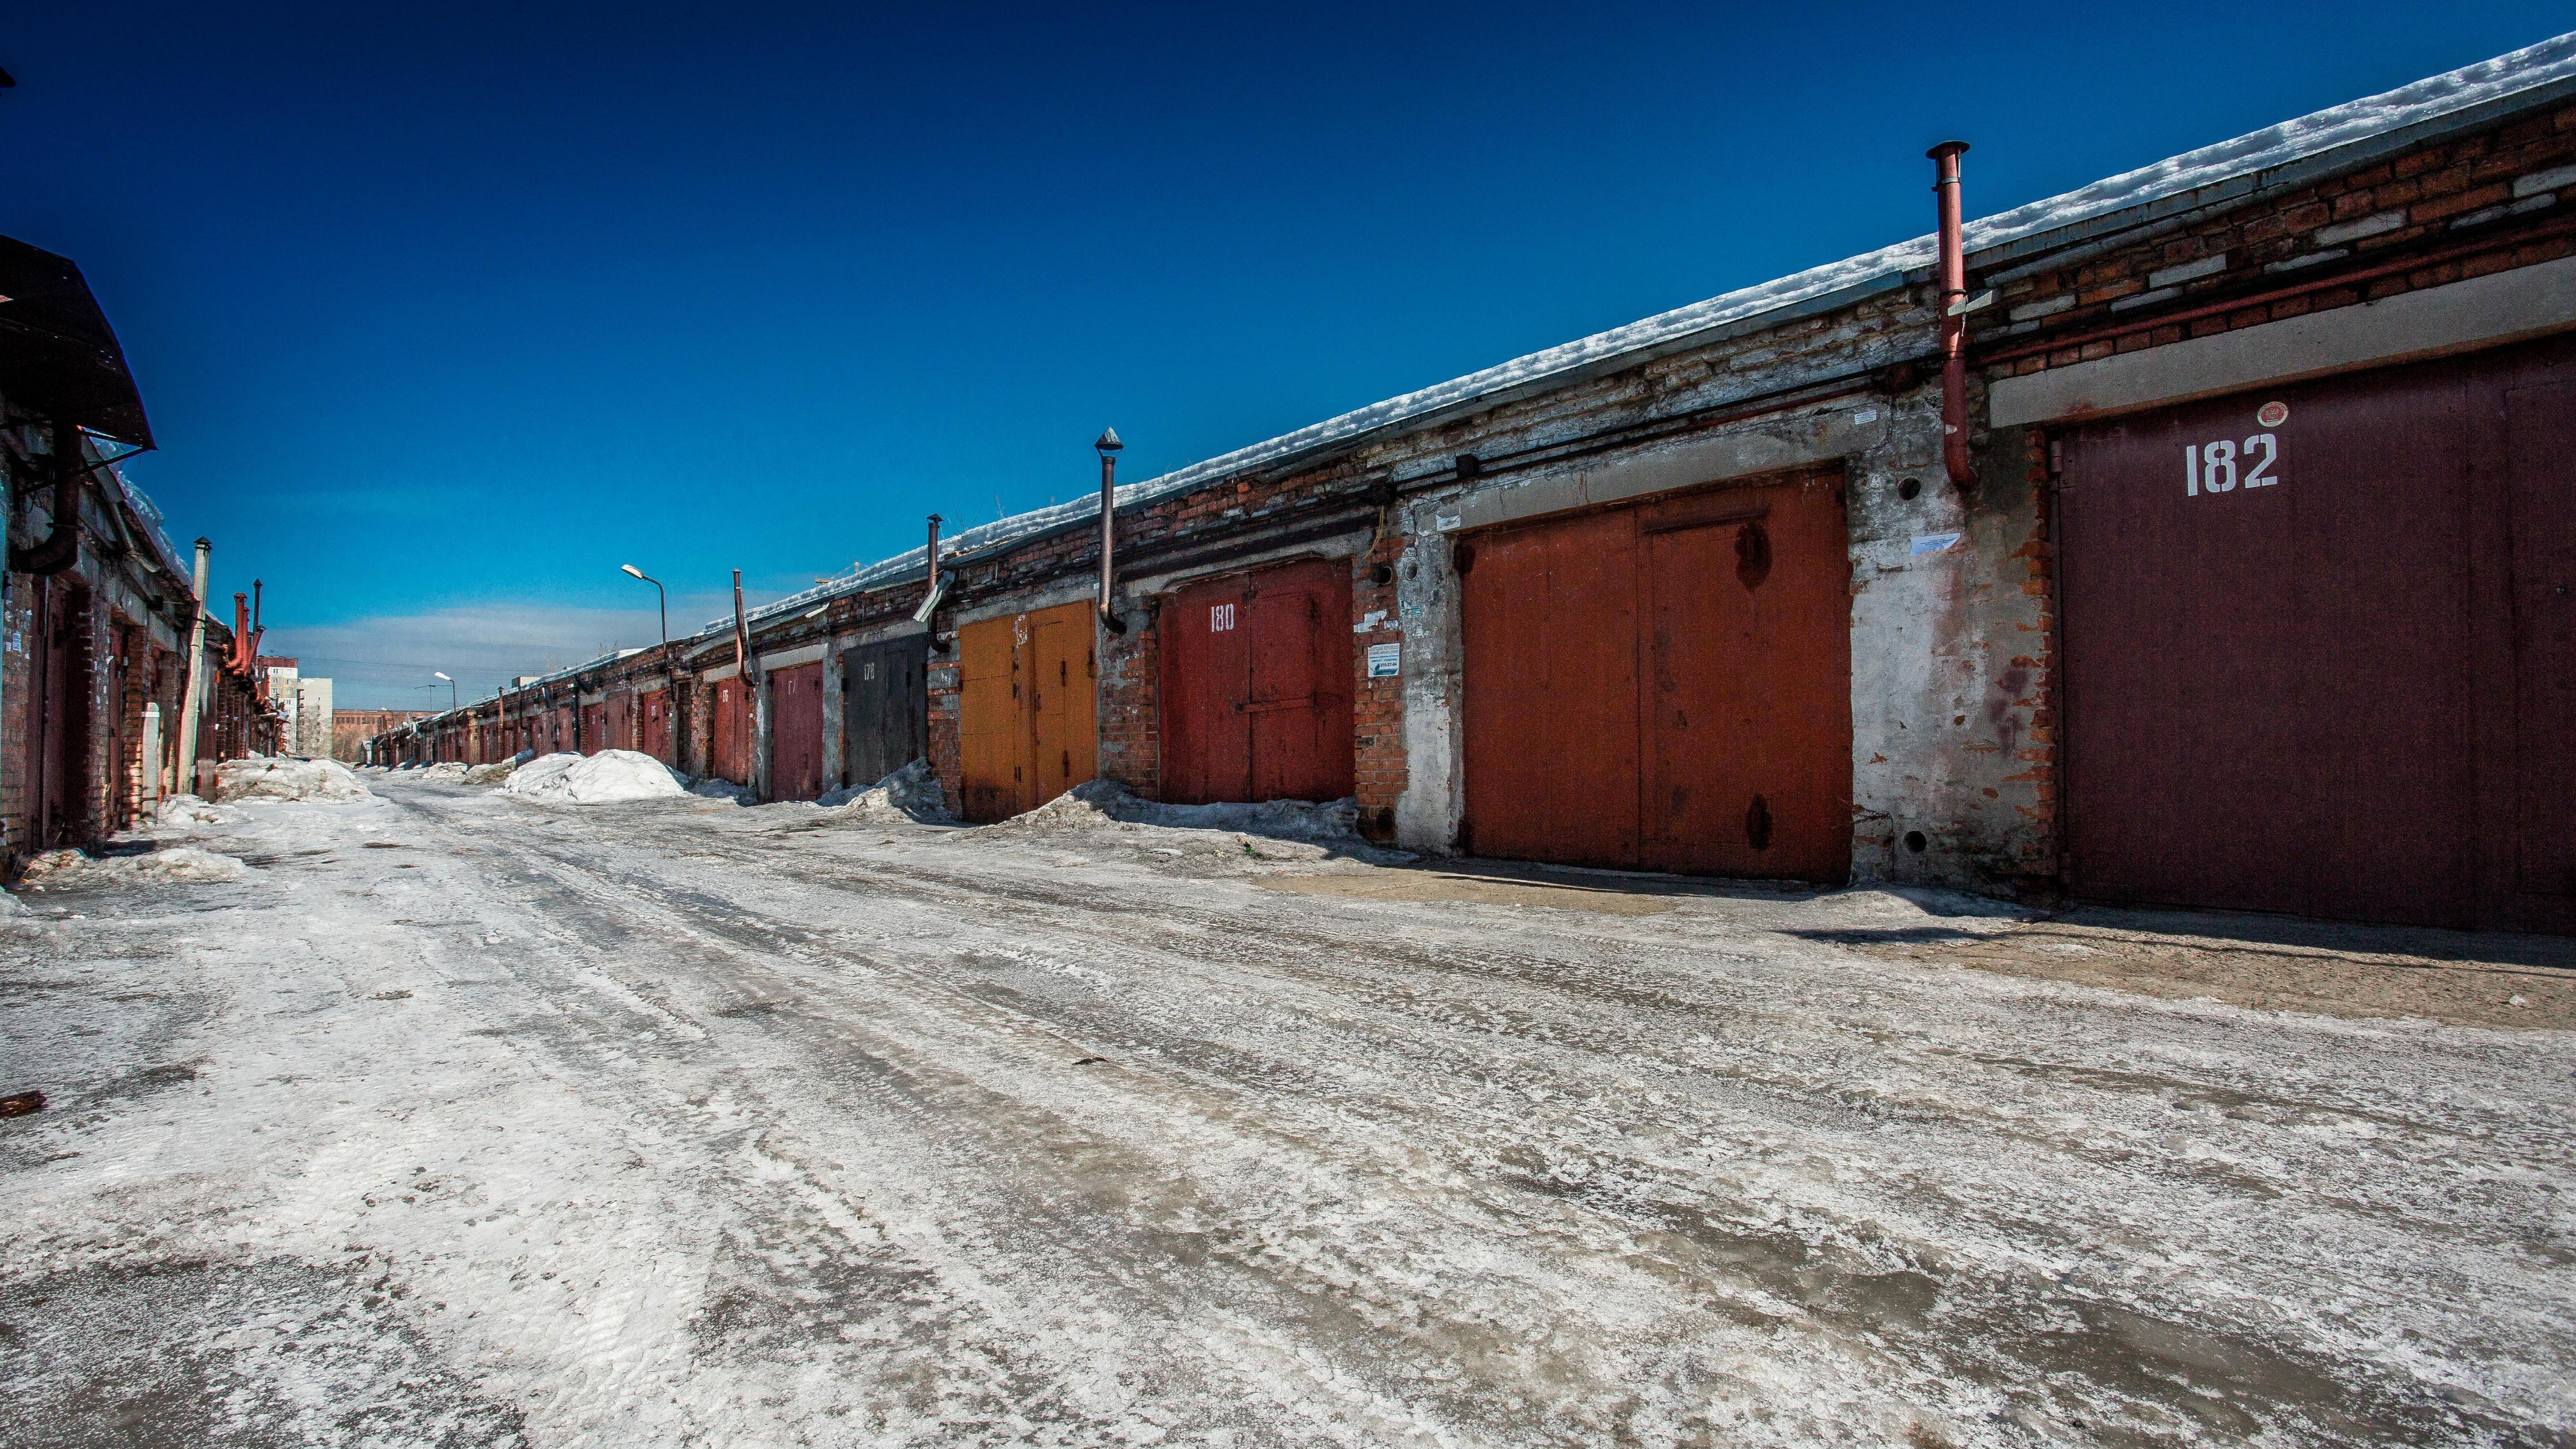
[1094,429,1125,633]
[1929,141,1975,487]
[926,513,942,599]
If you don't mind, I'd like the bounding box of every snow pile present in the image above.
[214,756,374,804]
[506,750,688,806]
[462,756,524,785]
[151,794,229,828]
[993,780,1361,844]
[817,759,954,824]
[20,845,247,884]
[417,762,470,781]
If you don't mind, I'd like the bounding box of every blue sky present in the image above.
[11,3,2568,706]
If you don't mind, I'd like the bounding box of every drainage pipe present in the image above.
[1929,141,1974,488]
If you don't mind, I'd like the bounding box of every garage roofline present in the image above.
[717,31,2576,637]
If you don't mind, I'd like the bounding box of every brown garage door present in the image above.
[1459,466,1853,881]
[768,661,826,801]
[1158,557,1354,805]
[2055,332,2575,931]
[958,602,1098,823]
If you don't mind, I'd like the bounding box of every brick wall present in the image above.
[1983,103,2576,376]
[1096,605,1158,796]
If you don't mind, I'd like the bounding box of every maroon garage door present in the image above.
[767,662,827,802]
[2055,332,2574,931]
[1158,558,1354,804]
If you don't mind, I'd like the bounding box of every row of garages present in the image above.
[2,237,281,870]
[384,35,2576,933]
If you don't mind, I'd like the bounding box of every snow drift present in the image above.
[214,756,374,804]
[21,845,247,884]
[506,750,689,806]
[462,752,530,786]
[816,759,954,824]
[991,780,1362,844]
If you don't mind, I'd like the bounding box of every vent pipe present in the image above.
[1929,141,1975,487]
[1094,429,1125,633]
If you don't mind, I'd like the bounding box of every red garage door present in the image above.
[2056,332,2575,931]
[1158,558,1354,804]
[709,678,752,786]
[768,662,826,801]
[1459,466,1852,881]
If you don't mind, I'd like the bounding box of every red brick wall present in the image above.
[1984,103,2576,377]
[1097,606,1159,797]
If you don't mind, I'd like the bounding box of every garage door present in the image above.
[768,661,826,801]
[1459,466,1852,881]
[843,634,929,788]
[708,677,751,785]
[638,688,672,764]
[958,601,1098,823]
[2055,332,2574,931]
[1158,557,1354,804]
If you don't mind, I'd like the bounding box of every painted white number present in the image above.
[1210,603,1236,632]
[2184,433,2280,497]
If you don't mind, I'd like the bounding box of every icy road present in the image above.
[4,777,2573,1447]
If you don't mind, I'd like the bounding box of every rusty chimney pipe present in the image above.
[1094,429,1126,634]
[1928,141,1974,487]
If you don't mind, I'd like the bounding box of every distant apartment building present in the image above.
[256,656,336,759]
[331,709,429,762]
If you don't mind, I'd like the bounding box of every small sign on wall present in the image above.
[1366,643,1400,679]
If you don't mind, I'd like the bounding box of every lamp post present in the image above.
[1094,427,1124,633]
[433,671,456,711]
[620,564,668,649]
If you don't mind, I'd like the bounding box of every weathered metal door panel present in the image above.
[1028,604,1097,810]
[2059,369,2477,925]
[2502,378,2576,908]
[957,616,1023,822]
[1460,505,1642,868]
[1159,571,1253,802]
[580,703,607,755]
[1246,562,1354,804]
[1158,558,1351,805]
[843,634,929,787]
[638,689,672,763]
[768,662,826,801]
[30,577,91,849]
[1639,475,1853,880]
[709,680,750,785]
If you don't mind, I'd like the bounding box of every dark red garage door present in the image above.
[1158,557,1355,804]
[2056,332,2575,931]
[1459,466,1852,881]
[768,661,827,802]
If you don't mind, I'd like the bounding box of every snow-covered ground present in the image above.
[4,777,2571,1447]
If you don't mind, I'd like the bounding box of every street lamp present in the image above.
[620,564,667,649]
[432,671,456,710]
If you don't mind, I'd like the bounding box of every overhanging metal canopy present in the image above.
[0,235,153,448]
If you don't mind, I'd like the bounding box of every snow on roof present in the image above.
[718,31,2576,636]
